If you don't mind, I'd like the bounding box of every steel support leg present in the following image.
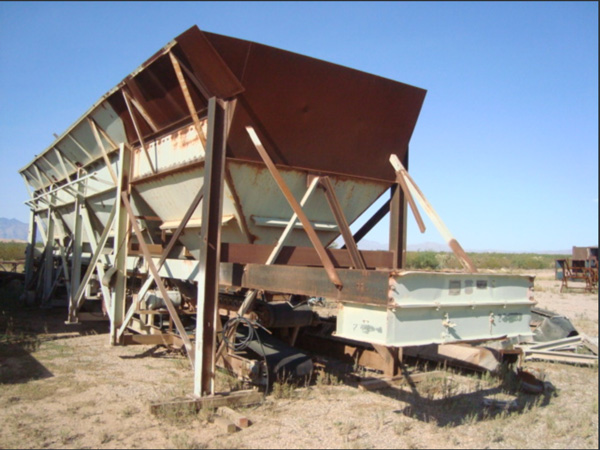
[111,144,131,344]
[69,203,117,322]
[195,98,228,397]
[42,197,56,306]
[69,177,84,306]
[389,149,409,269]
[24,209,37,289]
[51,210,71,299]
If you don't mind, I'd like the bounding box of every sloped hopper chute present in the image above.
[20,25,428,254]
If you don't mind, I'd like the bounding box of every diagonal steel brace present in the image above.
[120,191,196,368]
[245,126,342,289]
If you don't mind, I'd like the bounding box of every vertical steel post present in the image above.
[111,144,131,344]
[389,149,409,269]
[51,210,71,299]
[42,196,56,306]
[69,175,84,308]
[194,98,227,397]
[24,208,37,289]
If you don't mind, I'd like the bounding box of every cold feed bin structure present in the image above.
[20,26,535,397]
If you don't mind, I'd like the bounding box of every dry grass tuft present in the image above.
[171,432,208,449]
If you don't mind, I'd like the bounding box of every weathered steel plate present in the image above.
[205,30,426,182]
[336,272,535,346]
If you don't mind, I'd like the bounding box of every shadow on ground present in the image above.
[0,342,54,384]
[1,299,109,384]
[366,365,557,427]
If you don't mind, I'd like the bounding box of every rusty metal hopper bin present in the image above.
[19,26,535,397]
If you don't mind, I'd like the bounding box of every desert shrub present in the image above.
[473,253,511,270]
[404,251,567,271]
[435,252,462,270]
[0,242,27,261]
[511,254,551,270]
[474,253,564,270]
[406,251,440,270]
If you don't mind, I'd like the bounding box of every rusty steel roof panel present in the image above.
[203,31,426,183]
[174,27,245,100]
[21,25,426,188]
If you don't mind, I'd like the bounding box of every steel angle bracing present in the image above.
[319,176,366,270]
[69,202,117,321]
[122,90,156,174]
[389,154,477,273]
[120,188,196,367]
[245,126,343,289]
[117,185,206,341]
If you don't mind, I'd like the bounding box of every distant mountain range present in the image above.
[0,218,28,241]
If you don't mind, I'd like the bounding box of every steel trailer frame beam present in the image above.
[219,243,393,268]
[219,262,390,306]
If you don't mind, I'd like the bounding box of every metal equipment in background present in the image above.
[19,26,535,399]
[555,246,598,292]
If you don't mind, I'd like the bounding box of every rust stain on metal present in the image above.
[169,125,205,152]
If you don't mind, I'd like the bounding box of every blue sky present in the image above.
[0,1,597,252]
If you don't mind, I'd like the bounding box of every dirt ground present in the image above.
[0,269,597,449]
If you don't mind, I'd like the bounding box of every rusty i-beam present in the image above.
[195,98,229,396]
